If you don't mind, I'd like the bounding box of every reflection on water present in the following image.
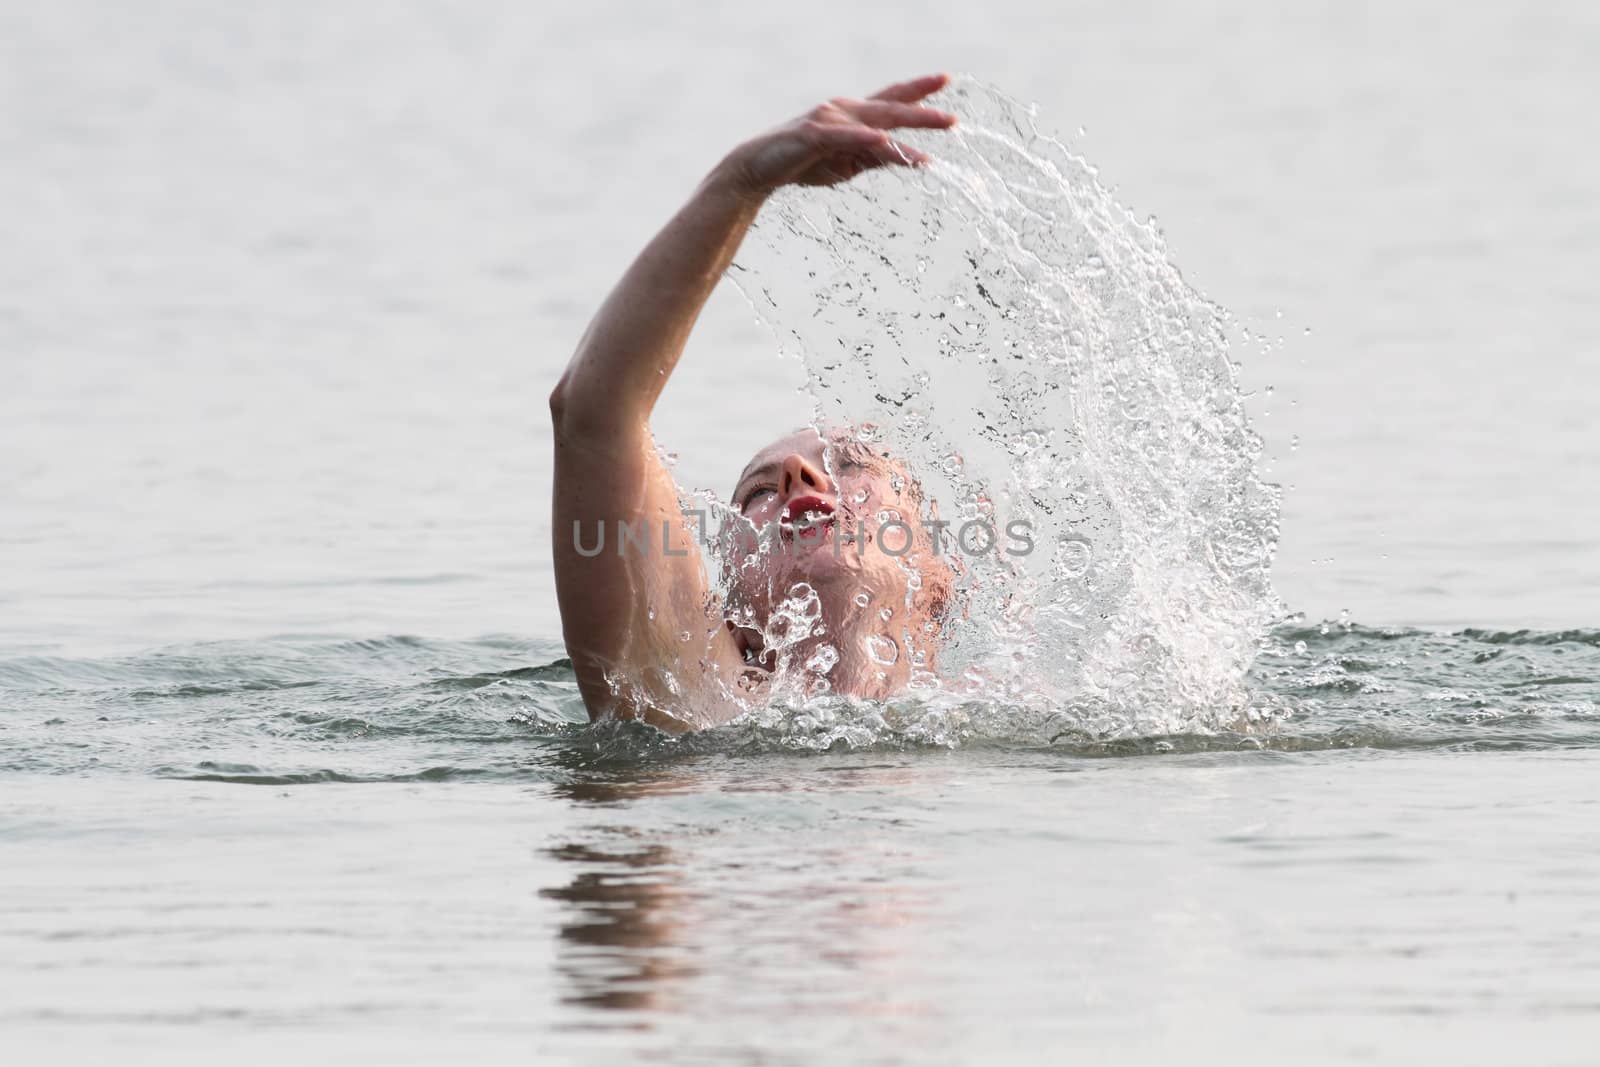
[542,763,941,1030]
[542,840,694,1015]
[528,746,1600,1064]
[543,768,699,1017]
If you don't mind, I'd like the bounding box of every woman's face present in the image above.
[724,427,947,644]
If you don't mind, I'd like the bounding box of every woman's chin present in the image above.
[752,534,906,607]
[782,542,872,585]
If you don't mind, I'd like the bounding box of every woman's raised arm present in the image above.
[549,74,956,729]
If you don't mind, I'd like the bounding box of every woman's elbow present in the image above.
[548,376,595,441]
[548,376,642,445]
[548,374,571,425]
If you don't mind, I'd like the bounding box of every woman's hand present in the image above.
[719,73,958,199]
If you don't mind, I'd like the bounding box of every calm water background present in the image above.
[2,1,1598,1063]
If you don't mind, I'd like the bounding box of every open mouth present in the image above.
[780,495,836,543]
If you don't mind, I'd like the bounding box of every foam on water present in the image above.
[714,76,1283,736]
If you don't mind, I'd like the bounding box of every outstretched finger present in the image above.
[838,98,957,130]
[867,72,950,104]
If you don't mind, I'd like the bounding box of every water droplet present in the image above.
[805,645,840,675]
[854,592,870,608]
[879,607,893,622]
[866,635,899,665]
[1056,537,1093,577]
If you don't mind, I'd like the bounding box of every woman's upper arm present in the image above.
[549,415,743,728]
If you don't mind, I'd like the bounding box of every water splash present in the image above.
[723,75,1283,734]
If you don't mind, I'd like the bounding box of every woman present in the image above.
[550,73,959,731]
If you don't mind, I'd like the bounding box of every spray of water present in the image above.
[704,76,1283,740]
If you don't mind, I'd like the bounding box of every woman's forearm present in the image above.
[551,160,764,442]
[550,77,954,446]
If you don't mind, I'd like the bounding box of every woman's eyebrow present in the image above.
[831,448,878,469]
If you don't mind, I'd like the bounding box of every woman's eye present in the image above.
[740,487,776,511]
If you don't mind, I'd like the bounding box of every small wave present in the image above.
[156,763,509,786]
[1,622,1596,780]
[1456,628,1600,648]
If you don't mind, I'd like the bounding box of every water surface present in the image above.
[3,1,1598,1064]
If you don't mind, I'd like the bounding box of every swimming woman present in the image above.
[550,73,959,730]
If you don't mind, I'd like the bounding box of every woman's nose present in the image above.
[779,453,830,500]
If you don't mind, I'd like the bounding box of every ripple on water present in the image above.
[0,625,1596,778]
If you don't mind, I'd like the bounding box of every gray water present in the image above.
[4,1,1599,1064]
